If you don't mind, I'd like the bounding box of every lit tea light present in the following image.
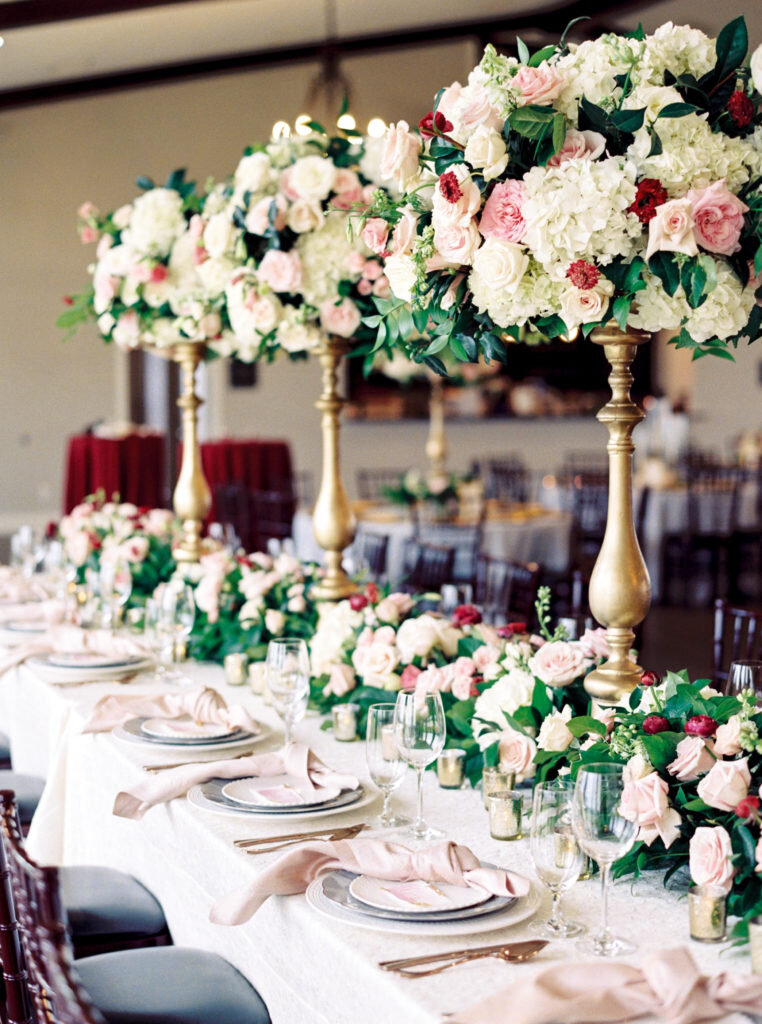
[487,791,523,841]
[332,703,360,742]
[436,749,466,789]
[482,766,516,809]
[688,886,727,943]
[224,652,249,686]
[380,723,397,761]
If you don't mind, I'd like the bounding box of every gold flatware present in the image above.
[142,750,253,773]
[234,822,367,849]
[379,939,547,977]
[245,824,366,854]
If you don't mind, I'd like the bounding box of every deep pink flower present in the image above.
[643,715,670,735]
[452,604,482,627]
[349,594,369,611]
[497,621,528,638]
[685,715,718,738]
[640,671,660,687]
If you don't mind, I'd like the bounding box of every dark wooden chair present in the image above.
[567,471,609,578]
[712,600,762,690]
[728,465,762,603]
[400,541,455,593]
[471,456,529,503]
[0,791,271,1024]
[474,554,541,626]
[249,489,296,553]
[412,515,483,585]
[352,526,389,583]
[0,732,10,770]
[212,482,251,551]
[356,468,406,501]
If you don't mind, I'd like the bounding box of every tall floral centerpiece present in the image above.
[363,17,762,701]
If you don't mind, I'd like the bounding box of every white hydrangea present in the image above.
[225,273,284,348]
[553,36,639,121]
[469,257,563,328]
[142,316,184,349]
[522,157,641,275]
[637,23,716,87]
[275,308,322,353]
[472,667,535,741]
[297,211,360,306]
[231,151,274,205]
[122,188,185,259]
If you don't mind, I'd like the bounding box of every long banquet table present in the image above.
[0,657,752,1024]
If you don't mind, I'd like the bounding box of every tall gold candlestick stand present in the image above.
[311,336,357,601]
[171,341,211,563]
[425,374,448,490]
[583,324,651,705]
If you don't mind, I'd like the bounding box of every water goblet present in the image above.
[144,594,173,676]
[393,691,446,842]
[161,582,196,683]
[266,638,310,746]
[529,781,585,938]
[572,763,637,957]
[727,660,762,698]
[365,704,409,830]
[99,557,132,629]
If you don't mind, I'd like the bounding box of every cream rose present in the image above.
[233,151,272,196]
[384,253,418,301]
[497,726,537,780]
[391,208,419,256]
[464,125,508,181]
[528,640,590,688]
[396,615,438,662]
[290,155,338,201]
[432,165,483,228]
[645,197,698,261]
[697,757,751,811]
[287,198,323,234]
[323,663,356,698]
[381,121,421,191]
[689,825,734,893]
[537,706,574,752]
[620,770,681,848]
[471,238,529,292]
[374,597,401,626]
[433,220,482,266]
[354,641,400,687]
[560,279,614,331]
[713,715,743,757]
[667,736,715,783]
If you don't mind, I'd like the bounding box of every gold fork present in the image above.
[142,750,254,772]
[244,824,366,854]
[380,939,547,977]
[234,822,367,848]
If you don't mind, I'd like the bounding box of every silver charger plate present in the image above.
[27,655,153,685]
[114,718,269,752]
[188,779,376,820]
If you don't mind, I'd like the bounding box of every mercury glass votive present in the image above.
[487,790,523,841]
[248,662,266,694]
[224,652,249,686]
[482,766,516,809]
[688,886,727,942]
[749,915,762,974]
[436,749,466,789]
[332,702,360,741]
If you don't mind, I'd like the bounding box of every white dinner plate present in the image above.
[46,652,142,669]
[188,779,375,820]
[221,775,342,808]
[348,875,491,915]
[140,716,240,742]
[4,620,47,633]
[27,654,153,685]
[114,717,268,751]
[307,873,539,936]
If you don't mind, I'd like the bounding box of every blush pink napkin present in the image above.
[448,946,762,1024]
[0,570,48,604]
[113,742,359,820]
[210,838,530,925]
[83,683,260,736]
[0,624,151,676]
[0,599,65,626]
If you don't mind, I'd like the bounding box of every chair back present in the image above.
[471,456,529,503]
[401,542,455,593]
[353,527,389,582]
[356,469,406,501]
[474,554,540,626]
[712,600,762,688]
[685,469,741,537]
[250,489,296,553]
[412,517,483,585]
[213,482,251,551]
[0,791,105,1024]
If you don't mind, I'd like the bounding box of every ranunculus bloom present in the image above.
[684,715,718,737]
[640,671,660,687]
[667,736,715,782]
[645,197,698,261]
[714,714,743,757]
[620,771,681,848]
[643,715,670,735]
[479,180,527,243]
[349,594,368,611]
[497,726,537,780]
[686,180,748,256]
[689,825,734,893]
[697,757,751,811]
[452,604,482,627]
[528,640,590,688]
[512,63,565,106]
[736,795,760,819]
[497,622,527,638]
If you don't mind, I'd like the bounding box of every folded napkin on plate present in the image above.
[85,684,260,737]
[0,624,150,676]
[210,837,530,925]
[448,946,762,1024]
[113,742,358,821]
[0,599,65,627]
[0,569,48,604]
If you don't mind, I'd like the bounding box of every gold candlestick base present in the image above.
[425,373,448,491]
[171,341,211,563]
[311,335,357,602]
[583,325,651,705]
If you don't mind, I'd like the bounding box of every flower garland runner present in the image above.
[362,17,762,368]
[540,670,762,942]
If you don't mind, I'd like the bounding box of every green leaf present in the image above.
[566,716,607,739]
[640,731,681,770]
[697,253,718,295]
[528,45,557,68]
[648,251,680,296]
[713,16,748,85]
[611,107,646,132]
[647,130,663,157]
[656,102,701,118]
[578,96,610,136]
[516,36,530,64]
[507,105,559,140]
[135,175,155,191]
[423,355,447,376]
[551,114,566,157]
[612,295,632,332]
[754,245,762,277]
[531,679,553,719]
[559,16,589,48]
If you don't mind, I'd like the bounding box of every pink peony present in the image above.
[512,64,565,106]
[497,726,537,779]
[361,218,390,256]
[380,121,421,190]
[713,715,743,757]
[547,129,606,168]
[620,771,681,848]
[479,180,527,243]
[697,757,751,811]
[257,249,303,293]
[667,736,716,783]
[687,180,748,256]
[319,298,361,338]
[689,825,734,893]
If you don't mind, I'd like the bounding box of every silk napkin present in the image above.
[210,837,531,925]
[0,599,65,626]
[83,683,260,736]
[448,946,762,1024]
[0,624,151,676]
[113,742,359,820]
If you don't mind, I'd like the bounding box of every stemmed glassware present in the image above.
[99,557,132,628]
[161,582,196,683]
[529,780,585,938]
[393,691,446,842]
[365,704,409,830]
[266,638,310,746]
[727,660,762,698]
[571,763,637,957]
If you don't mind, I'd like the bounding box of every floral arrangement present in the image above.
[57,494,177,601]
[363,18,762,368]
[380,467,461,508]
[543,669,762,942]
[186,548,321,664]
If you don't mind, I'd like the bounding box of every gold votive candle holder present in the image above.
[487,790,523,841]
[482,766,516,809]
[332,703,360,741]
[749,914,762,974]
[224,652,249,686]
[688,885,727,942]
[436,749,466,789]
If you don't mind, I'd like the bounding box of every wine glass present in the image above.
[572,763,637,957]
[529,780,585,938]
[144,594,173,676]
[393,691,446,842]
[99,557,132,628]
[365,704,409,830]
[266,638,310,746]
[161,582,196,683]
[440,583,474,618]
[727,660,762,698]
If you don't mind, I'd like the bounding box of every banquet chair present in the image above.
[352,526,389,583]
[0,773,44,836]
[249,488,296,553]
[356,468,406,501]
[486,459,530,503]
[712,600,762,689]
[0,733,10,769]
[728,464,762,603]
[400,541,455,594]
[412,516,483,585]
[213,483,252,551]
[473,554,541,626]
[567,472,609,578]
[0,791,272,1024]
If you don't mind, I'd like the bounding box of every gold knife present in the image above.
[379,939,547,972]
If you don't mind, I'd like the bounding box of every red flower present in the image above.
[439,170,463,204]
[452,604,482,627]
[44,521,58,540]
[62,295,74,306]
[640,671,660,687]
[419,110,454,138]
[349,593,369,611]
[684,715,718,737]
[566,260,601,290]
[365,582,379,604]
[628,178,668,224]
[735,795,760,819]
[728,90,754,129]
[643,715,670,735]
[497,621,528,638]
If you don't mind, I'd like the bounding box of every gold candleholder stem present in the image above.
[583,325,651,705]
[311,336,357,601]
[425,374,448,490]
[171,341,211,563]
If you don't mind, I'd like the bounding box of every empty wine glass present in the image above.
[365,704,409,830]
[393,691,446,842]
[572,763,637,957]
[266,638,310,746]
[144,594,172,676]
[529,781,585,939]
[727,660,762,698]
[161,581,196,683]
[99,557,132,628]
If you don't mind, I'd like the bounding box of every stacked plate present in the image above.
[188,774,374,821]
[306,869,539,936]
[27,652,152,684]
[0,620,48,645]
[115,715,266,752]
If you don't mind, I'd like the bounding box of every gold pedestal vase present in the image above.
[425,374,448,491]
[311,335,357,601]
[171,341,211,563]
[583,324,652,705]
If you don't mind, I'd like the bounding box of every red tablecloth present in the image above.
[63,433,166,513]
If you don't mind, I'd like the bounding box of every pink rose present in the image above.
[697,757,751,811]
[319,297,361,339]
[346,251,366,275]
[479,180,527,243]
[257,249,303,293]
[513,64,565,106]
[361,218,390,255]
[80,225,99,244]
[194,573,223,623]
[689,825,734,893]
[578,626,610,660]
[620,772,681,848]
[472,644,500,673]
[65,531,93,568]
[400,664,422,692]
[78,201,98,220]
[372,276,390,298]
[373,625,397,646]
[497,726,537,779]
[437,82,463,123]
[387,592,414,615]
[459,84,502,132]
[142,508,174,537]
[547,129,605,167]
[432,165,482,228]
[714,715,743,757]
[380,121,421,190]
[118,536,148,563]
[592,704,616,735]
[374,597,402,625]
[391,208,419,255]
[645,197,698,261]
[667,736,716,783]
[433,220,481,266]
[324,663,356,698]
[245,195,288,235]
[528,640,590,688]
[415,664,446,694]
[362,260,383,282]
[687,179,748,256]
